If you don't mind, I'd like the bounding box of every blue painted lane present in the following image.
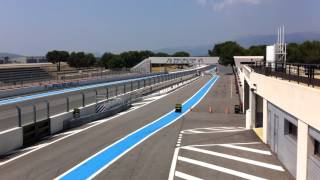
[0,73,170,106]
[57,75,219,180]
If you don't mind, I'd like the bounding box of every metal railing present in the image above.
[249,62,320,87]
[0,69,136,90]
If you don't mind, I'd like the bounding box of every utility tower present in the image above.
[275,26,287,64]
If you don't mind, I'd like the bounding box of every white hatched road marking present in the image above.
[168,136,285,180]
[175,171,203,180]
[181,127,247,134]
[219,144,272,155]
[178,156,267,180]
[189,142,261,147]
[181,146,284,171]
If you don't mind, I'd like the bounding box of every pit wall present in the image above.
[0,127,23,155]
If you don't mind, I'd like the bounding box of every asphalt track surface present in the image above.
[0,74,212,180]
[169,74,293,180]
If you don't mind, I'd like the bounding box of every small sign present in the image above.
[73,108,80,118]
[175,104,182,113]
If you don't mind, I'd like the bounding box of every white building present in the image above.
[235,58,320,180]
[131,57,219,73]
[234,56,264,67]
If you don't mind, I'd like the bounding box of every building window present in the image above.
[285,119,297,140]
[315,140,320,158]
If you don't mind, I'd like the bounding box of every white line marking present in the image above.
[175,171,203,180]
[219,144,272,155]
[181,146,284,171]
[183,126,245,131]
[0,77,201,166]
[168,148,180,180]
[189,142,261,147]
[178,156,267,180]
[181,127,247,134]
[182,129,247,134]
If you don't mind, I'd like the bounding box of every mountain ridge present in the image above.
[155,32,320,56]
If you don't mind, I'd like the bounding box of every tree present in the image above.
[246,45,266,57]
[100,52,114,68]
[85,53,96,67]
[154,52,169,57]
[209,41,245,65]
[172,51,190,57]
[46,50,69,71]
[299,41,320,64]
[67,52,97,68]
[120,50,154,68]
[107,55,125,69]
[287,43,304,63]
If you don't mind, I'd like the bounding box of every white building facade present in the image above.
[131,57,219,73]
[236,61,320,180]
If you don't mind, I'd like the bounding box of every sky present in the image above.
[0,0,319,56]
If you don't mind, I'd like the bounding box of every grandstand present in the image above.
[0,63,144,99]
[0,66,51,85]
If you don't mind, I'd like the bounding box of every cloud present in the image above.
[195,0,208,6]
[194,0,261,11]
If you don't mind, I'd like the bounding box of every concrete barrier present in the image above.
[50,112,73,134]
[0,86,46,99]
[0,127,23,155]
[49,74,195,134]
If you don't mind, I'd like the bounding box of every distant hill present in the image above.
[154,44,211,57]
[236,32,320,48]
[155,32,320,56]
[0,52,23,58]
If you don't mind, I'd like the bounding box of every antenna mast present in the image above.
[275,26,287,65]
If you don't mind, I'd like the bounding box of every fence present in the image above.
[249,62,320,87]
[0,65,134,90]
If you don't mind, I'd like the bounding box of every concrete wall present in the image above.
[0,127,23,155]
[307,128,320,180]
[0,86,46,99]
[50,112,73,134]
[268,102,297,177]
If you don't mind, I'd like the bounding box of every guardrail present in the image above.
[249,62,320,87]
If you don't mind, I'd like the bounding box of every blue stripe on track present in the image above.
[57,75,219,180]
